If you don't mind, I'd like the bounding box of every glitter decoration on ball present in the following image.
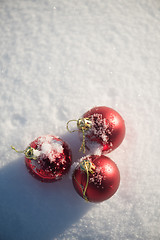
[72,155,120,202]
[67,106,125,153]
[11,135,72,182]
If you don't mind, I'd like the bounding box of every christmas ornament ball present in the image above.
[25,135,72,182]
[72,155,120,202]
[83,106,125,153]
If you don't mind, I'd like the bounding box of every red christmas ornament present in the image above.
[83,106,125,153]
[11,135,72,182]
[67,106,125,153]
[72,155,120,202]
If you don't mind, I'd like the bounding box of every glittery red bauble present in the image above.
[72,155,120,203]
[25,135,72,182]
[83,106,125,153]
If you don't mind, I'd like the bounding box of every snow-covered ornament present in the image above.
[11,135,72,182]
[72,155,120,202]
[67,106,125,153]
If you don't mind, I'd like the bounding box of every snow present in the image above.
[0,0,160,239]
[32,148,41,157]
[39,138,64,155]
[85,141,103,156]
[39,136,64,162]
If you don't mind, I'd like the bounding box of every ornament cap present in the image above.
[66,117,92,153]
[11,145,40,160]
[80,158,95,174]
[77,118,92,131]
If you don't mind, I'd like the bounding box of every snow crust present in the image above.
[0,0,160,240]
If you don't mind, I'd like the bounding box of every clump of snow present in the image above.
[41,142,53,155]
[86,141,103,156]
[37,135,53,145]
[69,162,79,179]
[37,136,64,163]
[32,149,41,157]
[78,155,92,163]
[50,139,63,153]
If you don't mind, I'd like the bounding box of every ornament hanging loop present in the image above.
[11,145,40,160]
[66,118,92,153]
[66,120,78,133]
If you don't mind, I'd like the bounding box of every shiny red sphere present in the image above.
[83,106,125,153]
[25,135,72,182]
[72,155,120,202]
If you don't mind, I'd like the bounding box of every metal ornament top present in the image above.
[11,145,40,160]
[66,117,92,153]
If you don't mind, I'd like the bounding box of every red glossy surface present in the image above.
[72,155,120,202]
[83,106,125,153]
[25,135,72,182]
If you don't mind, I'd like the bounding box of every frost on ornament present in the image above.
[72,155,120,203]
[81,106,125,154]
[82,139,103,156]
[39,137,64,163]
[67,106,125,154]
[89,113,113,145]
[24,135,72,182]
[79,113,113,154]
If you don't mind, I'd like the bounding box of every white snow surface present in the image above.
[0,0,160,239]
